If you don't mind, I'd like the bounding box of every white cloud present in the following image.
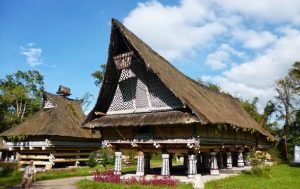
[123,0,300,112]
[233,29,277,49]
[213,0,300,24]
[204,27,300,108]
[20,42,43,67]
[204,44,244,70]
[123,0,226,60]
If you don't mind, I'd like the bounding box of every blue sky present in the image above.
[1,0,300,112]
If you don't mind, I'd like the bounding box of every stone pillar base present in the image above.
[210,169,220,175]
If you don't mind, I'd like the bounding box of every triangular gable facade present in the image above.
[107,56,184,114]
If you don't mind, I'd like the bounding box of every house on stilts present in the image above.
[83,19,275,177]
[1,86,101,169]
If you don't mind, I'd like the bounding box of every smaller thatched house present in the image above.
[0,86,101,168]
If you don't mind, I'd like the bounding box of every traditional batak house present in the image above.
[1,86,101,169]
[83,19,275,177]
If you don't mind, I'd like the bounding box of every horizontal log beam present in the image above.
[53,158,88,163]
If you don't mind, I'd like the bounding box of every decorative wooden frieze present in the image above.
[113,51,134,70]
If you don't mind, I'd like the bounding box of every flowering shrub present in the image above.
[93,170,178,187]
[248,151,272,177]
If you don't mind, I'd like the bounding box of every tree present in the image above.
[274,76,297,134]
[289,62,300,80]
[0,70,44,132]
[274,76,299,160]
[91,64,106,87]
[196,79,221,92]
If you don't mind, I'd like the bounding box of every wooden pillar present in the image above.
[226,152,232,169]
[217,152,225,169]
[114,151,122,175]
[161,153,170,176]
[136,151,144,176]
[210,152,219,175]
[144,153,151,174]
[169,154,173,174]
[188,154,197,178]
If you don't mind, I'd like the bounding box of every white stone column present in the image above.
[161,153,170,176]
[210,152,219,175]
[226,152,232,169]
[114,151,122,175]
[136,151,145,176]
[188,154,197,178]
[0,152,2,160]
[237,151,245,167]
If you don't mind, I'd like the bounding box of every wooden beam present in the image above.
[53,158,88,163]
[53,152,90,156]
[18,155,50,160]
[19,161,52,166]
[95,111,106,116]
[155,126,165,139]
[114,128,126,140]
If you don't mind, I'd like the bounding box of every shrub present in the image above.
[86,152,98,168]
[247,151,271,177]
[98,148,114,169]
[0,162,20,176]
[93,170,178,187]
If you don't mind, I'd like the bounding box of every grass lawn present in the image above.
[0,171,23,189]
[205,164,300,189]
[76,179,194,189]
[0,164,136,189]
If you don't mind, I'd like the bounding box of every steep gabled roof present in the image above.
[84,19,275,140]
[1,92,99,139]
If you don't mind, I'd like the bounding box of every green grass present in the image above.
[76,179,193,189]
[0,164,136,189]
[205,164,300,189]
[0,171,23,189]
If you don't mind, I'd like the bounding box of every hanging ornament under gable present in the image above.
[113,51,134,70]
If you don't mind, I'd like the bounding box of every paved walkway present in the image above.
[11,176,88,189]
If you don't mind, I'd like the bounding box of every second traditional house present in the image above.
[1,86,101,169]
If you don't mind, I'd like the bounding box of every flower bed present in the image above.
[93,170,178,187]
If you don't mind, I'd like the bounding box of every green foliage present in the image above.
[91,64,106,87]
[87,152,98,168]
[0,162,20,177]
[289,61,300,80]
[77,179,193,189]
[0,70,44,132]
[205,164,300,189]
[196,79,221,92]
[7,135,28,142]
[98,148,114,169]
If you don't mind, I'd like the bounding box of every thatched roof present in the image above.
[87,110,200,128]
[83,19,275,141]
[1,92,99,139]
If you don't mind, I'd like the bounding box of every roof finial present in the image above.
[57,85,71,97]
